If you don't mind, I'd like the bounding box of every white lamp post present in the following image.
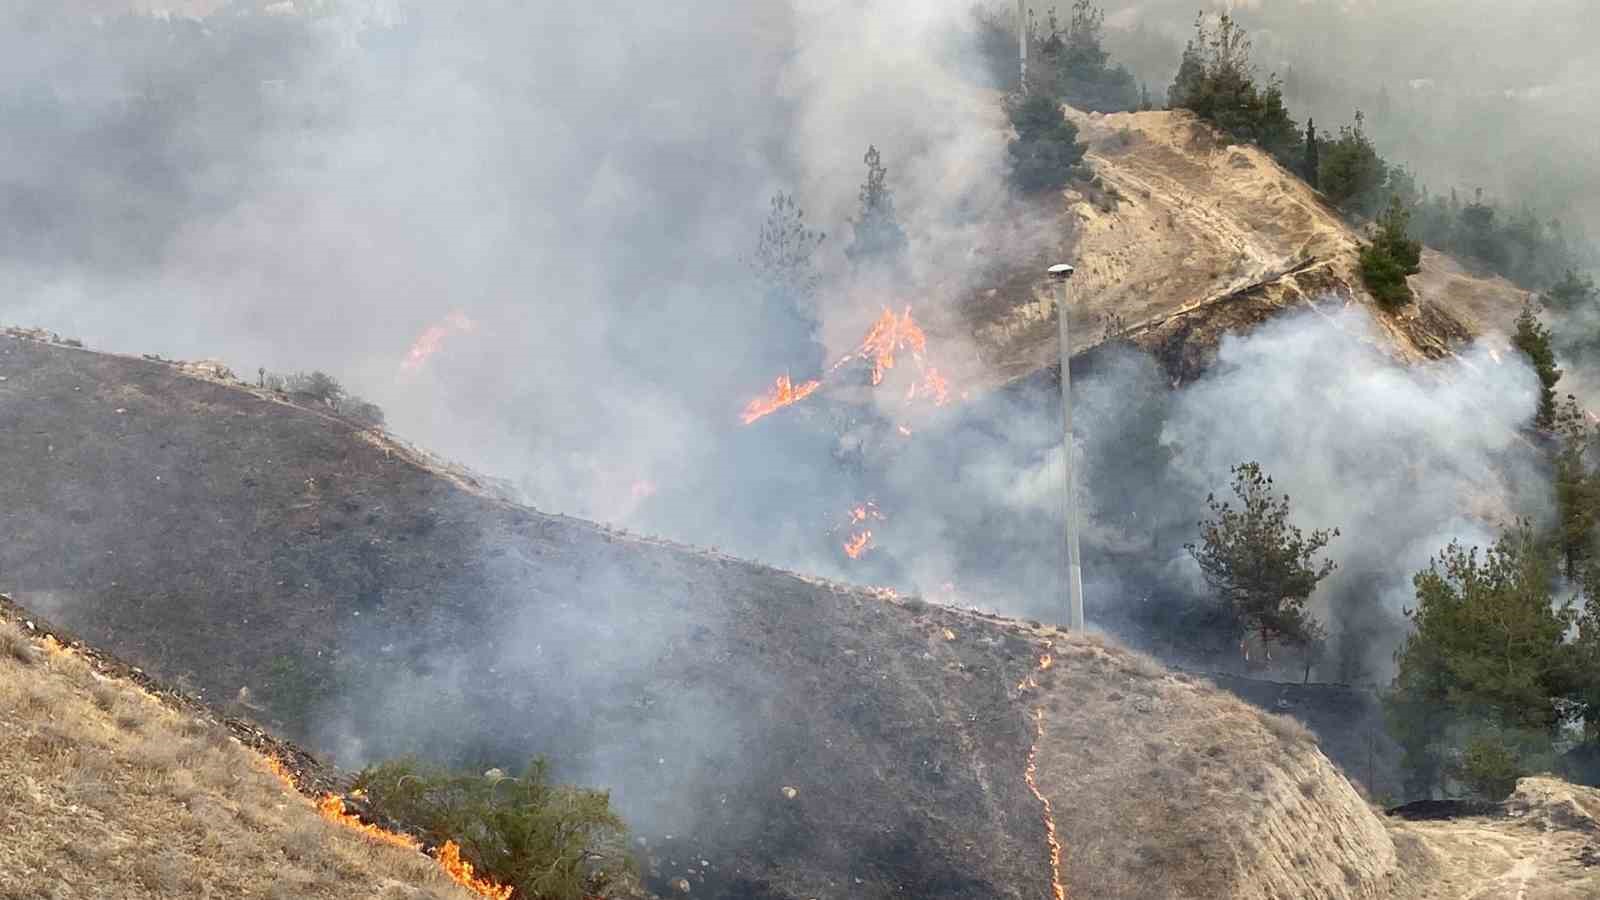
[1050,263,1085,632]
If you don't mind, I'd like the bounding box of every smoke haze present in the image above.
[0,0,1582,798]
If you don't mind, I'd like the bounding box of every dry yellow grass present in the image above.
[0,618,476,900]
[1019,627,1397,900]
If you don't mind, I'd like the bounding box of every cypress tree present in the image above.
[1302,118,1319,187]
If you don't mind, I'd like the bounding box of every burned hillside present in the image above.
[0,330,1414,899]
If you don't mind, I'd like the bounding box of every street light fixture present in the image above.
[1049,263,1085,633]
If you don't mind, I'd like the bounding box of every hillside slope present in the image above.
[0,330,1409,898]
[966,108,1529,385]
[0,611,478,900]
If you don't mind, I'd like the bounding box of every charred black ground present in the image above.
[0,332,1057,899]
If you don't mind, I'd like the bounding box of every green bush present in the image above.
[353,758,632,900]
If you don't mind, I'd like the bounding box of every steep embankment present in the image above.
[967,108,1529,385]
[0,330,1404,898]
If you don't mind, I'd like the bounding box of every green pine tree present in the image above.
[845,145,909,266]
[1387,524,1574,799]
[1185,462,1339,661]
[1512,302,1561,431]
[1359,194,1423,308]
[1006,94,1087,193]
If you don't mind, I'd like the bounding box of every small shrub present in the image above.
[1262,712,1317,746]
[353,757,633,900]
[0,620,37,666]
[338,398,386,428]
[286,371,345,407]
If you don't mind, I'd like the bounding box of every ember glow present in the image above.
[741,374,822,425]
[402,311,477,372]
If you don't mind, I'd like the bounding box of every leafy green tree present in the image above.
[1387,525,1574,798]
[845,145,908,266]
[1006,93,1087,194]
[1185,462,1339,660]
[1359,195,1423,308]
[354,757,632,900]
[1512,302,1561,431]
[1319,112,1388,217]
[1552,397,1600,578]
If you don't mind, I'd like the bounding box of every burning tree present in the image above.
[1185,462,1338,662]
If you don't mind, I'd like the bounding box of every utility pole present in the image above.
[1017,0,1027,94]
[1050,263,1085,632]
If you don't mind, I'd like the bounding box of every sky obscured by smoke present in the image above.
[0,1,1572,689]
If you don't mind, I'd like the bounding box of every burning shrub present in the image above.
[352,758,632,900]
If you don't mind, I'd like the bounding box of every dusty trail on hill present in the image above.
[1386,778,1600,900]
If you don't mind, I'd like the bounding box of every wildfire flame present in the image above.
[843,530,874,559]
[263,758,512,900]
[913,367,951,406]
[848,501,885,526]
[853,305,928,385]
[402,311,477,372]
[741,374,822,425]
[742,304,955,426]
[1025,708,1068,900]
[1019,650,1068,900]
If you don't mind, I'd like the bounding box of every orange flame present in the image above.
[741,374,822,425]
[435,840,515,900]
[402,311,477,372]
[1025,709,1068,900]
[918,367,950,406]
[262,758,512,900]
[848,501,886,526]
[317,793,424,852]
[843,530,874,559]
[853,306,927,385]
[1019,651,1068,900]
